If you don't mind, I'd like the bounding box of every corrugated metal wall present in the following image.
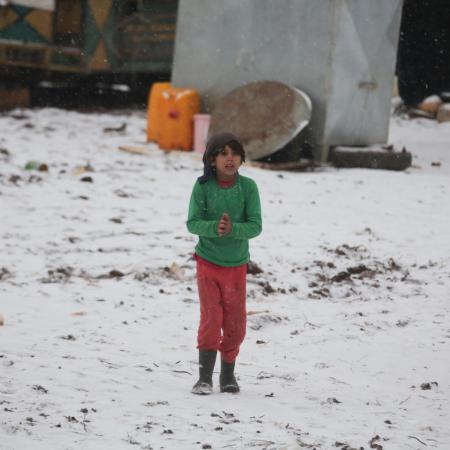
[172,0,403,161]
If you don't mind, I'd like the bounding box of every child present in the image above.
[187,132,262,395]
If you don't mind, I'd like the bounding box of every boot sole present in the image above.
[220,385,240,393]
[192,389,213,395]
[192,382,213,395]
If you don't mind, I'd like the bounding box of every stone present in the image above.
[437,103,450,123]
[417,95,443,115]
[330,146,412,171]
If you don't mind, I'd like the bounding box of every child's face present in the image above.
[211,145,242,181]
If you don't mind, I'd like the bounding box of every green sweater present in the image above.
[187,174,262,266]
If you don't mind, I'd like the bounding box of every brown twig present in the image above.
[408,436,427,446]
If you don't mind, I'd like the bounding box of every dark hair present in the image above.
[198,132,246,184]
[208,140,246,163]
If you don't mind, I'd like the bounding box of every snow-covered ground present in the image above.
[1,107,449,450]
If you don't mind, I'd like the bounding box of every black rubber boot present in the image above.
[192,349,217,395]
[220,360,240,393]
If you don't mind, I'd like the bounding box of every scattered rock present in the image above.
[103,123,127,133]
[331,265,376,283]
[417,95,443,116]
[8,174,21,184]
[96,269,125,279]
[25,417,35,425]
[0,267,12,281]
[334,442,362,449]
[327,244,367,258]
[256,371,295,382]
[114,189,131,198]
[27,174,43,183]
[80,176,93,183]
[314,260,336,269]
[386,258,401,271]
[420,381,438,390]
[134,270,151,282]
[24,161,48,171]
[437,103,450,123]
[33,384,48,394]
[258,281,275,295]
[0,313,4,326]
[247,260,263,275]
[61,334,76,341]
[347,264,369,275]
[41,267,74,283]
[162,262,185,281]
[331,271,351,283]
[143,401,168,407]
[73,163,94,176]
[369,434,383,450]
[248,313,287,330]
[308,287,330,299]
[326,397,342,404]
[0,148,10,161]
[65,415,78,423]
[217,411,240,424]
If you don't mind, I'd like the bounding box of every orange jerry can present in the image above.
[147,82,172,142]
[158,87,200,151]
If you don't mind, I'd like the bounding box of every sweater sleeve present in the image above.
[229,180,262,240]
[186,182,219,237]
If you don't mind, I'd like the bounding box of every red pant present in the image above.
[196,255,247,363]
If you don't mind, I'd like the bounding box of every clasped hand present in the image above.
[218,212,232,237]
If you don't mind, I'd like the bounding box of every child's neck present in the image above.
[217,174,237,187]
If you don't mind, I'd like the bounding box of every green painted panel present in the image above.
[0,21,47,45]
[0,1,176,74]
[82,4,101,60]
[50,49,83,68]
[100,3,119,68]
[107,60,171,74]
[107,0,177,72]
[82,0,176,73]
[12,5,31,17]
